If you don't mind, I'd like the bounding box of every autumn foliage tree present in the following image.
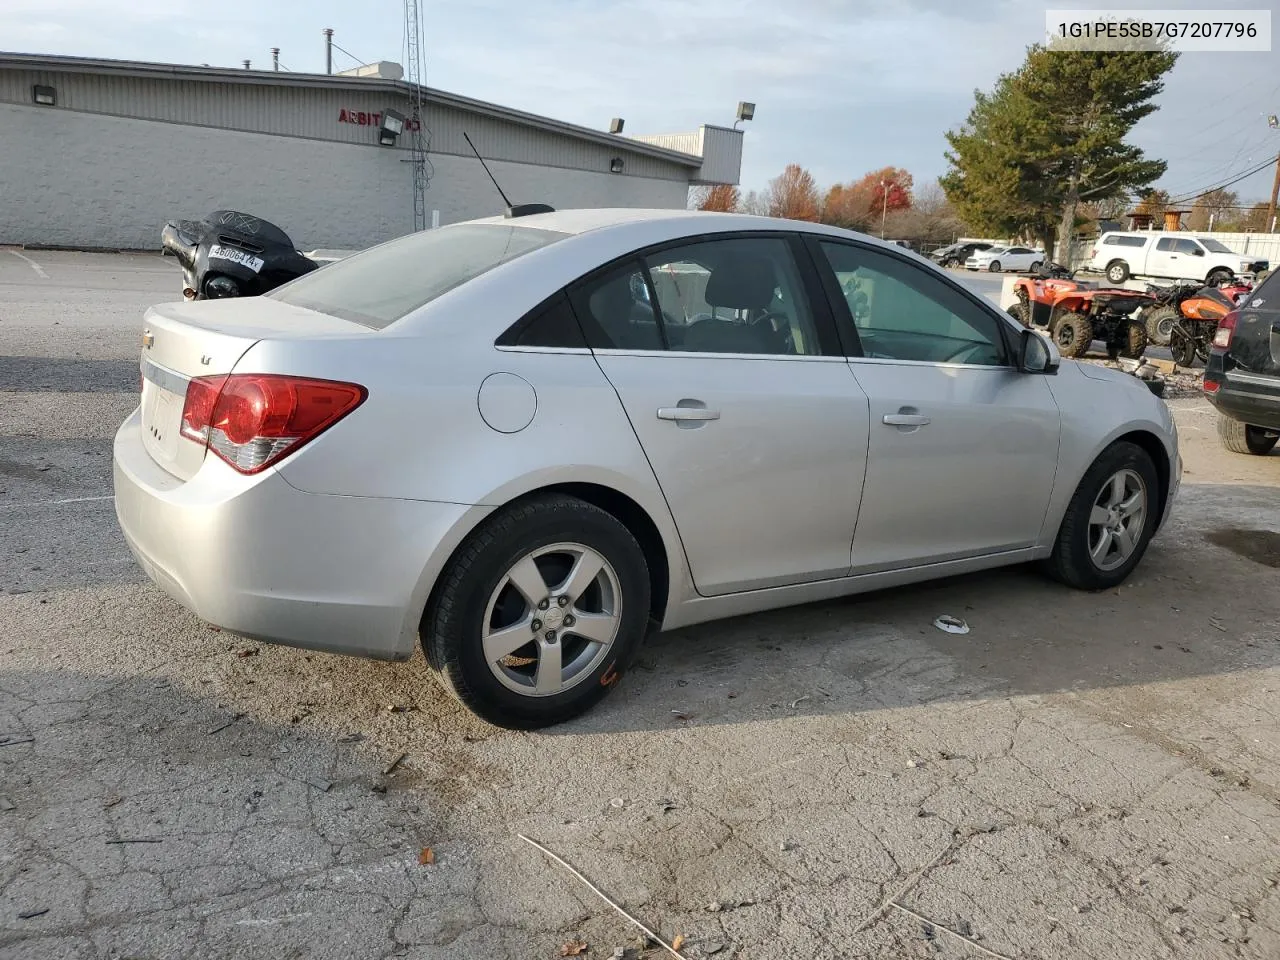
[765,164,821,221]
[693,184,741,212]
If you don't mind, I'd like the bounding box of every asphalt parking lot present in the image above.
[2,250,1279,960]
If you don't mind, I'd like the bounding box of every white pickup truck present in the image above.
[1086,231,1269,285]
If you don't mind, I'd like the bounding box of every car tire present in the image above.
[1051,311,1093,358]
[1042,441,1160,590]
[423,494,651,729]
[1106,261,1129,284]
[988,260,1002,273]
[1206,268,1233,287]
[1143,305,1178,347]
[1217,415,1279,456]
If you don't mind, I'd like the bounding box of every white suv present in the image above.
[1087,232,1269,285]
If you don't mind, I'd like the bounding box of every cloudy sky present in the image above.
[3,0,1278,203]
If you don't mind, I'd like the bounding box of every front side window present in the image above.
[819,241,1007,366]
[269,224,567,329]
[644,237,822,356]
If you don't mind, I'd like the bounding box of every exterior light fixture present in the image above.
[610,157,624,173]
[379,108,405,146]
[609,117,624,134]
[734,101,755,129]
[32,84,55,106]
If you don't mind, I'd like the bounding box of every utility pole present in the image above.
[1268,150,1280,233]
[880,179,891,239]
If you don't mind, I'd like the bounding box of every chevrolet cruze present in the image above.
[114,209,1179,728]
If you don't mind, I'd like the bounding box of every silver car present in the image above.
[113,209,1180,728]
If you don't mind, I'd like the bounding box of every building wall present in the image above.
[0,67,695,182]
[0,103,690,249]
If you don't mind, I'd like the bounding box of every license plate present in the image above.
[208,244,265,273]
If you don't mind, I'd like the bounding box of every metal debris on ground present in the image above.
[517,834,688,959]
[207,714,243,735]
[933,616,970,635]
[383,751,408,776]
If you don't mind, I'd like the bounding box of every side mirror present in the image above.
[1019,328,1059,374]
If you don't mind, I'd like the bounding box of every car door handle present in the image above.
[657,406,721,421]
[882,413,930,426]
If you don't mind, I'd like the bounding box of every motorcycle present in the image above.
[160,210,320,300]
[1139,279,1242,367]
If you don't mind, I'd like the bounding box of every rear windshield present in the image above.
[269,223,568,328]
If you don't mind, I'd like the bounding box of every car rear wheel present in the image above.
[988,260,1002,273]
[1143,305,1178,347]
[1042,441,1159,590]
[1106,261,1129,284]
[1051,311,1093,358]
[1217,415,1280,456]
[423,494,651,729]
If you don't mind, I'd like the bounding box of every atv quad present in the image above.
[1007,263,1155,360]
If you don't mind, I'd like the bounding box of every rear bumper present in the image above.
[112,407,488,660]
[1204,360,1280,431]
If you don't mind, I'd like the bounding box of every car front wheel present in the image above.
[1043,441,1159,590]
[423,494,651,729]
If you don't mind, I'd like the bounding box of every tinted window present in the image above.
[269,224,567,329]
[820,241,1006,366]
[644,237,821,356]
[570,262,665,351]
[497,291,586,348]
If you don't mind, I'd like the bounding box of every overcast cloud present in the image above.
[2,0,1277,202]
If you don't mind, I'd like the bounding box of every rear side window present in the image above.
[269,224,567,329]
[1104,235,1147,248]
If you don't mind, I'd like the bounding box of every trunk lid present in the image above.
[138,298,372,480]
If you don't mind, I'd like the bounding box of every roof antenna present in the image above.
[462,131,554,218]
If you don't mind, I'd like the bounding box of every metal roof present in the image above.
[0,52,704,169]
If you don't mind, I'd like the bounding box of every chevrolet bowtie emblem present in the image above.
[142,331,154,348]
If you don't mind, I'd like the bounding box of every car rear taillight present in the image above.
[180,374,366,474]
[1212,310,1239,349]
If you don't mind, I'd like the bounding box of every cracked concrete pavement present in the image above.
[2,251,1279,959]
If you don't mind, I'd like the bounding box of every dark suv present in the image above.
[1203,269,1280,455]
[930,242,992,268]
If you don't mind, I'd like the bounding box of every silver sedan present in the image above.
[113,209,1179,728]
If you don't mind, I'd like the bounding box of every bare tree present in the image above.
[765,164,821,221]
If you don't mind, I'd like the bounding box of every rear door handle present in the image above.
[657,407,721,421]
[882,413,930,426]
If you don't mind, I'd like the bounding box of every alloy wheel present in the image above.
[481,543,622,697]
[1087,469,1147,571]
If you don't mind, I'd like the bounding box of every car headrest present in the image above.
[705,256,777,311]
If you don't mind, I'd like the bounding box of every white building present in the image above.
[0,53,744,250]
